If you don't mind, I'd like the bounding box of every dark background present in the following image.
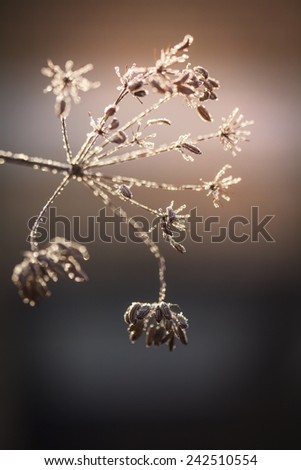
[0,0,300,449]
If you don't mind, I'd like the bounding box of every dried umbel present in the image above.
[124,301,188,351]
[0,35,253,350]
[12,238,89,306]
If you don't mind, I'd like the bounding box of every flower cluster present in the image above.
[219,108,254,157]
[124,301,188,351]
[158,201,188,253]
[0,34,254,351]
[41,59,100,117]
[114,35,219,122]
[12,238,89,306]
[201,164,242,208]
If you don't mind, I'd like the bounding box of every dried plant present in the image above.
[0,35,253,350]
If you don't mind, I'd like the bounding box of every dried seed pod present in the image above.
[177,326,188,345]
[104,104,117,117]
[130,320,144,342]
[111,131,127,144]
[177,313,189,329]
[166,205,177,223]
[124,311,131,325]
[194,66,209,79]
[150,79,166,94]
[108,118,119,130]
[128,79,144,92]
[146,325,155,347]
[197,105,212,122]
[119,184,133,199]
[181,142,202,155]
[168,334,175,352]
[127,302,141,323]
[174,72,190,85]
[134,89,148,98]
[160,301,172,319]
[209,91,218,100]
[165,319,173,333]
[199,91,210,102]
[207,78,219,88]
[136,303,151,320]
[177,84,195,95]
[155,305,163,323]
[154,326,165,345]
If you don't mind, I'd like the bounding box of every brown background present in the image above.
[0,0,300,449]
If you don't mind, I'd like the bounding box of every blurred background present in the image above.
[0,0,300,450]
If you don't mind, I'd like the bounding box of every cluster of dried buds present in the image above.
[124,301,188,351]
[0,34,254,351]
[12,238,89,306]
[158,201,187,253]
[115,34,219,122]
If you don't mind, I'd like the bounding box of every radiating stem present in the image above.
[82,175,167,302]
[29,174,71,251]
[60,117,73,164]
[0,151,71,174]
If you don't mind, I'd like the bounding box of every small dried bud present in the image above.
[127,302,141,323]
[177,326,188,345]
[119,184,133,199]
[108,118,119,130]
[150,79,167,94]
[209,91,218,100]
[177,84,195,95]
[197,104,212,122]
[181,142,202,155]
[137,303,151,320]
[134,89,148,98]
[194,66,209,79]
[111,131,127,144]
[160,302,172,319]
[177,313,189,329]
[104,104,117,117]
[155,305,163,323]
[128,79,144,92]
[174,72,190,85]
[146,325,155,347]
[199,91,210,102]
[207,78,219,88]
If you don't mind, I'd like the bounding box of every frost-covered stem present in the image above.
[196,131,219,142]
[114,94,172,136]
[29,174,70,251]
[95,173,204,192]
[0,151,71,174]
[82,176,167,302]
[87,141,177,169]
[60,117,73,164]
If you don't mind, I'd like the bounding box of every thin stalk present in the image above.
[60,117,73,164]
[82,175,167,302]
[29,174,71,250]
[0,151,71,174]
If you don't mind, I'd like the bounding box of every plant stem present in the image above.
[0,151,71,174]
[29,174,71,250]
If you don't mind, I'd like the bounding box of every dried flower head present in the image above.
[201,164,242,208]
[0,34,254,351]
[219,108,254,156]
[41,59,100,117]
[124,301,188,351]
[12,238,89,306]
